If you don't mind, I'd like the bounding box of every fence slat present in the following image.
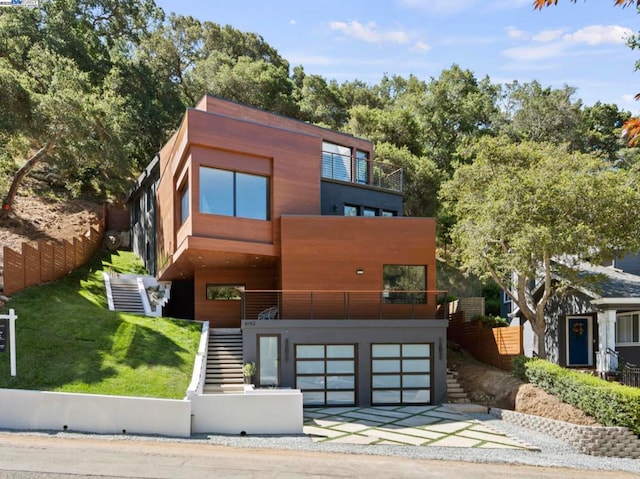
[2,221,104,296]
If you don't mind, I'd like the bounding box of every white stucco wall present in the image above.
[191,388,304,435]
[0,389,191,437]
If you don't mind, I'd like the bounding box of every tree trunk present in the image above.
[1,140,56,219]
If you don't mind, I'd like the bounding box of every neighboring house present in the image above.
[128,95,447,407]
[503,256,640,373]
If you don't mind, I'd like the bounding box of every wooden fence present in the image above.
[448,311,523,371]
[2,222,104,296]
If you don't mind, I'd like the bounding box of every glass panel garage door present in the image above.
[371,343,432,405]
[295,344,356,406]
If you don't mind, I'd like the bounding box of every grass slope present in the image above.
[0,250,202,399]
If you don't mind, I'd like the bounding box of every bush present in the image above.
[473,314,509,329]
[524,359,640,434]
[511,355,532,381]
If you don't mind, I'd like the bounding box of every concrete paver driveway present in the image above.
[304,405,537,450]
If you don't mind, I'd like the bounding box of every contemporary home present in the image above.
[128,95,448,407]
[503,256,640,374]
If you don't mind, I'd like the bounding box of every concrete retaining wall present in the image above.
[491,408,640,458]
[0,389,191,437]
[191,387,304,435]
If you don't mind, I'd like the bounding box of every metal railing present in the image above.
[621,362,640,388]
[242,290,447,321]
[321,151,403,193]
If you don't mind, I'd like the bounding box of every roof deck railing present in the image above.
[321,151,403,193]
[242,290,448,321]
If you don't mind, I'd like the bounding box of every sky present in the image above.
[154,0,640,113]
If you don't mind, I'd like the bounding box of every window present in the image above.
[362,207,376,217]
[616,313,640,344]
[344,205,358,216]
[355,150,369,184]
[258,335,280,387]
[381,210,396,217]
[206,284,245,301]
[179,184,189,225]
[322,142,351,182]
[199,167,268,220]
[383,265,426,304]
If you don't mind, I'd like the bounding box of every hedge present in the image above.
[524,359,640,435]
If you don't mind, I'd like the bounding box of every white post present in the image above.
[8,309,16,377]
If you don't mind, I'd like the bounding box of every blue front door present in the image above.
[568,317,590,366]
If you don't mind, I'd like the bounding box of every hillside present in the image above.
[0,192,102,293]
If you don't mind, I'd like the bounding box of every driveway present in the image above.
[303,404,536,449]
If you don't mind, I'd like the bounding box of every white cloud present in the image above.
[532,29,565,43]
[289,19,297,26]
[412,40,431,52]
[502,42,566,62]
[329,21,410,44]
[286,54,336,66]
[563,25,633,45]
[398,0,477,15]
[505,26,528,40]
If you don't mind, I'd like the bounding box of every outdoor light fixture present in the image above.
[356,269,365,275]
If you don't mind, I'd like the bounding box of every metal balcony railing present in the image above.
[242,290,448,321]
[321,151,403,193]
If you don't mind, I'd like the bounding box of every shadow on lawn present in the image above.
[0,249,196,392]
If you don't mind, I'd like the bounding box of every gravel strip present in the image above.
[1,413,638,474]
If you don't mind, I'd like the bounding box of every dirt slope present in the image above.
[449,344,600,426]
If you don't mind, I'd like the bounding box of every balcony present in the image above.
[242,290,448,321]
[321,151,403,193]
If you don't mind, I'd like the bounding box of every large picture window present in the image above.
[322,142,351,182]
[383,265,426,304]
[199,167,268,220]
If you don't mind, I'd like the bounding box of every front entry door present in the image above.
[567,316,592,366]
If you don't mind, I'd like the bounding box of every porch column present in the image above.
[596,309,617,374]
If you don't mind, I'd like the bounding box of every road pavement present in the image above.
[0,433,636,479]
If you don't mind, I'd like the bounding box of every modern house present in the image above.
[128,95,448,407]
[503,257,640,374]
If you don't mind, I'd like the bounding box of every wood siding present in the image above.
[280,216,437,318]
[195,268,277,327]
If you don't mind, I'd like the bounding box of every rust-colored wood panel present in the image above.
[191,213,273,245]
[199,96,373,153]
[23,243,40,289]
[191,145,272,176]
[280,216,437,317]
[40,241,54,283]
[2,246,24,296]
[194,268,277,327]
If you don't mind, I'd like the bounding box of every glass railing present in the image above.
[321,151,403,193]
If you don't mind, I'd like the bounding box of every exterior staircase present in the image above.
[446,370,471,404]
[109,278,145,314]
[203,329,245,394]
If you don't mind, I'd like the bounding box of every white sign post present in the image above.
[0,309,17,377]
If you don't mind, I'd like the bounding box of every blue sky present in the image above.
[155,0,640,113]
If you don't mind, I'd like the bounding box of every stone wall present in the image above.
[491,408,640,458]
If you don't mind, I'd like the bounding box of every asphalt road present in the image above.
[0,434,636,479]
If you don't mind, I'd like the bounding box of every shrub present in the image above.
[511,355,532,381]
[472,314,509,329]
[524,359,640,434]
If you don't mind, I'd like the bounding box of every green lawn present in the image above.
[0,250,202,399]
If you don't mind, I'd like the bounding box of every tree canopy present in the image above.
[441,136,640,357]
